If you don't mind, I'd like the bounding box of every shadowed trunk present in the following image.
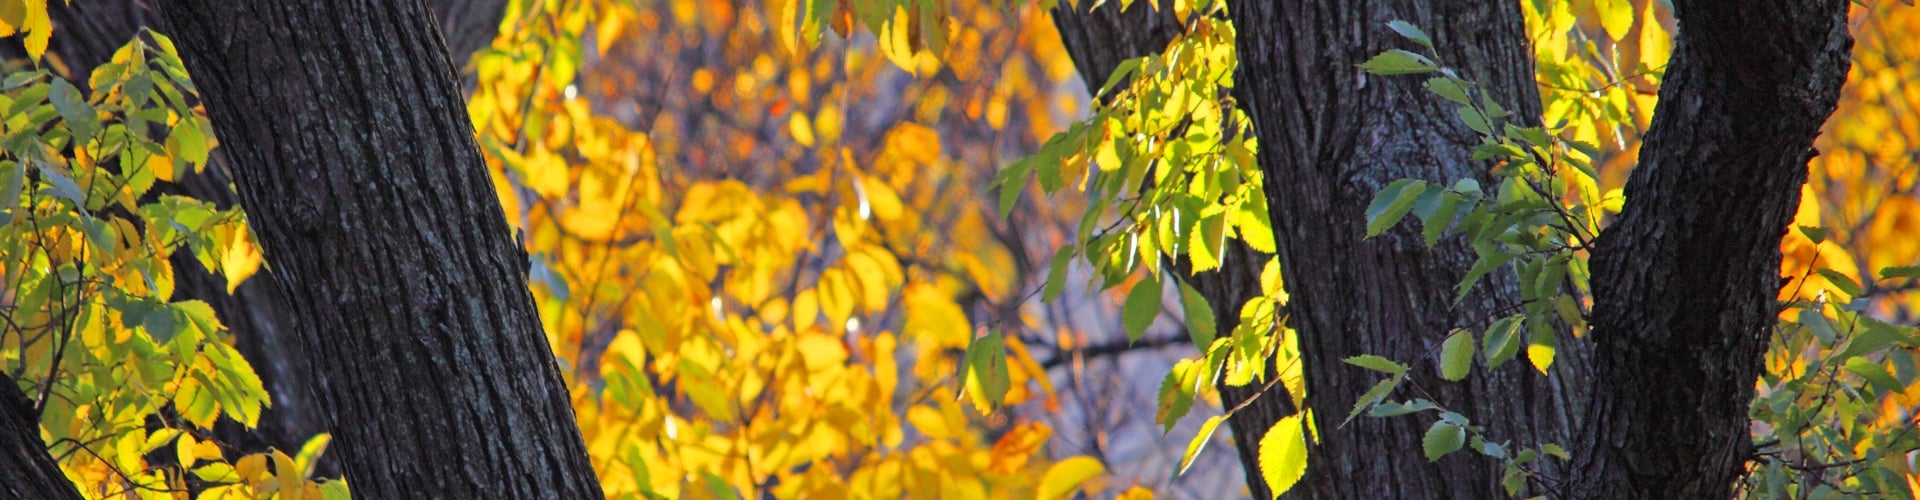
[0,0,509,480]
[1574,1,1851,497]
[148,0,602,496]
[1223,2,1588,497]
[1,378,81,499]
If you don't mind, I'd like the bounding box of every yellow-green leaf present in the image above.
[1037,456,1106,500]
[1257,413,1309,497]
[1438,328,1473,381]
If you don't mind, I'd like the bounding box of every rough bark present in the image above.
[1,377,82,500]
[2,0,510,480]
[1574,1,1852,497]
[149,1,601,497]
[1224,1,1592,497]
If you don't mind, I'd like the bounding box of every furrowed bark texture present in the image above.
[1050,3,1284,494]
[1224,2,1590,497]
[1575,1,1852,497]
[150,1,602,497]
[4,0,508,479]
[1,378,82,499]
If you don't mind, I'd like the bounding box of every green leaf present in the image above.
[1422,421,1466,461]
[1357,49,1437,75]
[1344,354,1408,375]
[1424,77,1471,105]
[1439,329,1474,381]
[169,119,211,168]
[39,163,86,207]
[1843,358,1903,394]
[1043,245,1075,302]
[1366,179,1427,237]
[1177,415,1226,476]
[1456,252,1517,303]
[0,160,22,224]
[1878,265,1920,280]
[50,78,99,144]
[1422,193,1461,247]
[1503,465,1527,495]
[1123,276,1163,342]
[1258,414,1310,497]
[1482,315,1524,369]
[1813,269,1863,298]
[994,159,1035,218]
[1156,358,1201,432]
[960,329,1010,413]
[1368,398,1439,418]
[1539,443,1570,460]
[1799,307,1838,345]
[1456,106,1493,135]
[1345,375,1401,426]
[1797,225,1829,244]
[1179,281,1217,348]
[1835,321,1906,360]
[703,472,741,500]
[1099,58,1144,98]
[1386,20,1433,47]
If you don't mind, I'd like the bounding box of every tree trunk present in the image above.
[2,0,510,480]
[1220,2,1590,496]
[149,1,602,497]
[1,378,82,499]
[1574,1,1852,497]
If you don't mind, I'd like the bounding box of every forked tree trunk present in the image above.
[1057,0,1850,496]
[149,1,602,496]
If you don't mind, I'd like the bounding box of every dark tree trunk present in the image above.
[1574,1,1851,497]
[1,378,82,499]
[148,1,602,497]
[1221,2,1589,497]
[2,0,509,480]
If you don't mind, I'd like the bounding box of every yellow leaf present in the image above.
[1115,486,1155,500]
[1257,413,1309,498]
[235,454,268,481]
[906,405,950,440]
[1528,343,1555,375]
[194,437,224,461]
[817,268,856,331]
[1036,456,1106,500]
[274,450,302,499]
[860,176,904,221]
[177,434,200,469]
[18,0,49,61]
[873,331,899,399]
[795,334,848,372]
[986,423,1050,475]
[793,289,820,332]
[877,5,918,73]
[220,224,263,293]
[904,285,969,349]
[790,113,816,147]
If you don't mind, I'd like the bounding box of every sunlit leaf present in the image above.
[1036,456,1106,500]
[1257,413,1309,497]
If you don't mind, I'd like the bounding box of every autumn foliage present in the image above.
[3,0,1918,498]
